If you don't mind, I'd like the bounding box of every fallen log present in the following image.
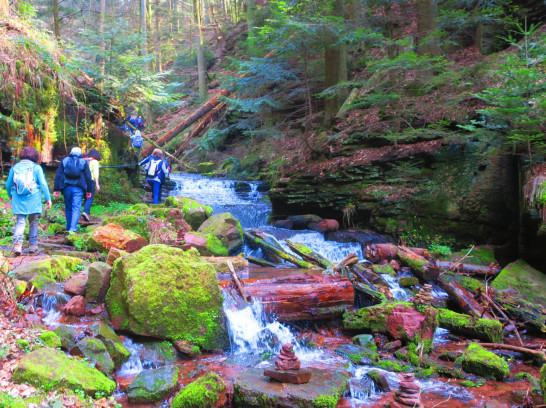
[473,343,546,364]
[244,231,315,269]
[246,256,277,268]
[396,246,438,282]
[285,240,334,269]
[365,243,429,264]
[436,261,501,277]
[227,260,250,303]
[141,89,230,158]
[222,274,354,322]
[436,280,491,319]
[436,308,503,343]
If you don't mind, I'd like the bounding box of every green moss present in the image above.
[461,343,510,381]
[13,256,87,288]
[460,379,485,387]
[312,395,337,408]
[0,393,42,408]
[374,360,410,372]
[540,364,546,403]
[16,339,30,350]
[205,233,229,256]
[437,308,503,343]
[371,264,396,277]
[38,331,61,349]
[125,203,151,216]
[171,373,226,408]
[398,277,419,287]
[102,215,150,240]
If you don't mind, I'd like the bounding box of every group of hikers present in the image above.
[5,129,171,256]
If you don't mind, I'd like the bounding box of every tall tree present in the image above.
[194,0,207,101]
[53,0,61,40]
[416,0,442,56]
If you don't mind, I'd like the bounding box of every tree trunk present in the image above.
[194,0,207,101]
[98,0,106,86]
[53,0,61,40]
[221,274,354,322]
[323,0,347,126]
[141,0,148,60]
[416,0,442,56]
[140,89,229,157]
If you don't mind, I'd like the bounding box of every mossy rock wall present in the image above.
[106,245,228,351]
[269,135,518,244]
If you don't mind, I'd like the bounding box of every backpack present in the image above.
[13,164,37,195]
[63,156,85,184]
[146,158,162,178]
[133,134,143,148]
[136,117,144,129]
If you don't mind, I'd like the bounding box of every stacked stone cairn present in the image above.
[413,284,434,307]
[276,344,301,370]
[393,373,423,408]
[264,344,311,384]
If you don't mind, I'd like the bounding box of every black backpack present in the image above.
[63,156,85,184]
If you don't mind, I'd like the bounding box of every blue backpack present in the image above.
[133,134,144,148]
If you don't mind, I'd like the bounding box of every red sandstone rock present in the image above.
[87,224,148,253]
[64,273,87,296]
[106,247,128,266]
[62,295,86,316]
[264,368,312,384]
[385,304,437,341]
[308,219,339,233]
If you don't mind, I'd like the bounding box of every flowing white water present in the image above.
[39,292,72,326]
[117,337,145,376]
[381,274,411,301]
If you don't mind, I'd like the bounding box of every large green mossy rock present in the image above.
[127,365,180,403]
[491,259,546,333]
[11,256,86,288]
[38,331,61,348]
[171,372,225,408]
[234,367,350,408]
[437,309,503,343]
[88,321,131,367]
[197,212,244,254]
[461,343,510,381]
[70,338,115,376]
[540,364,546,403]
[54,325,81,351]
[164,196,213,230]
[12,348,116,396]
[102,215,150,239]
[106,245,228,351]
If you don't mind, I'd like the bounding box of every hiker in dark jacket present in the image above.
[53,147,93,233]
[139,149,168,204]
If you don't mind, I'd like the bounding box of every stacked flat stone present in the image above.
[413,284,434,306]
[275,344,301,370]
[393,373,423,408]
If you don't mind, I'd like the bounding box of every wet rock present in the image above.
[197,212,244,253]
[335,344,376,365]
[164,196,213,230]
[64,273,88,296]
[437,308,503,343]
[352,334,374,348]
[198,161,216,174]
[273,219,294,229]
[11,256,87,289]
[174,339,200,356]
[308,219,339,233]
[264,368,312,384]
[461,343,510,381]
[541,364,546,403]
[106,247,128,266]
[106,245,228,351]
[287,214,322,229]
[71,337,114,376]
[234,366,350,408]
[54,325,82,351]
[366,370,390,392]
[12,348,116,396]
[384,340,403,351]
[85,262,112,303]
[127,365,179,403]
[234,180,252,192]
[398,277,419,287]
[62,295,86,316]
[87,223,148,253]
[38,331,61,348]
[181,232,229,256]
[343,302,438,343]
[172,372,226,408]
[325,229,394,247]
[88,322,130,368]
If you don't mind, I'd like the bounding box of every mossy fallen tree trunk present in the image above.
[396,246,439,282]
[436,280,491,319]
[436,308,503,343]
[285,240,335,269]
[244,231,316,269]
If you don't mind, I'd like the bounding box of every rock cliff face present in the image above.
[270,135,519,246]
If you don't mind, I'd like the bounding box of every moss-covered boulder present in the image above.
[54,325,82,351]
[88,322,131,367]
[197,212,244,254]
[87,223,148,253]
[171,372,226,408]
[86,262,112,303]
[197,162,216,174]
[12,347,116,396]
[127,365,180,403]
[461,343,510,380]
[164,196,213,230]
[106,245,228,351]
[70,338,115,376]
[38,331,61,348]
[182,232,229,256]
[343,302,438,343]
[102,215,150,239]
[335,344,376,365]
[11,256,87,288]
[491,259,546,333]
[437,308,503,343]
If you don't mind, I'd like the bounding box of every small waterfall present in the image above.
[117,338,145,376]
[39,292,72,326]
[381,275,411,301]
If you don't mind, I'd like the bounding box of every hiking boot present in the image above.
[81,213,90,222]
[28,244,39,253]
[13,243,22,256]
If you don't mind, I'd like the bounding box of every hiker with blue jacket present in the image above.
[5,147,52,256]
[138,148,168,204]
[53,147,93,233]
